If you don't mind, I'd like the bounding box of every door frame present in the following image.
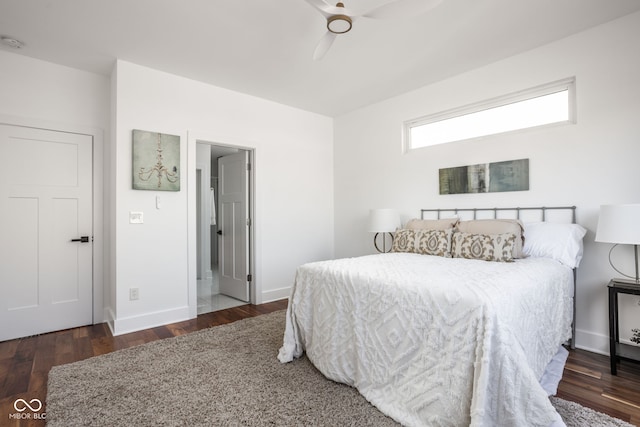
[187,131,256,319]
[0,114,105,324]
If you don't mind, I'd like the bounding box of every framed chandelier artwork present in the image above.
[132,129,180,191]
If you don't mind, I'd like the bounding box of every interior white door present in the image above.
[218,151,250,302]
[0,124,93,341]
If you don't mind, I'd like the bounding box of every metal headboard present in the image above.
[421,206,576,223]
[420,205,578,349]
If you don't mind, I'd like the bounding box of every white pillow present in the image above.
[523,222,587,268]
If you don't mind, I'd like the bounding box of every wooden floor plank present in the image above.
[564,361,602,379]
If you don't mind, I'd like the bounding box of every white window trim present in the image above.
[403,77,576,153]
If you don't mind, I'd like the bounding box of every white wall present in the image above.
[0,50,109,127]
[111,60,334,334]
[334,12,640,354]
[0,50,110,323]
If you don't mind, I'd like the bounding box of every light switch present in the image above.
[130,212,144,224]
[156,196,161,210]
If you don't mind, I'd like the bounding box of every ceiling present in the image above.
[1,0,639,117]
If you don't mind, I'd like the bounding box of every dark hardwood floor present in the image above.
[557,347,640,425]
[1,299,639,426]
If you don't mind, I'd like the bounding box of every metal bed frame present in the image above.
[420,206,578,349]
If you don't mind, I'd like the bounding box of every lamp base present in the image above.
[373,232,394,253]
[611,277,640,287]
[608,244,640,284]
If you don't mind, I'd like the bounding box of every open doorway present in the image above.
[196,142,253,315]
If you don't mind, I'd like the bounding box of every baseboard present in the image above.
[104,307,116,336]
[574,328,609,356]
[111,306,190,336]
[261,287,291,304]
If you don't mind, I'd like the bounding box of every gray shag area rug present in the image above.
[47,310,634,427]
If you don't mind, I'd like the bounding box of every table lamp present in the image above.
[595,204,640,284]
[368,209,400,253]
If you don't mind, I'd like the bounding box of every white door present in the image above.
[0,124,93,341]
[218,151,250,302]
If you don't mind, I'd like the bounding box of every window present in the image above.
[404,78,575,151]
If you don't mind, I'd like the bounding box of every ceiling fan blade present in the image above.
[304,0,347,17]
[362,0,443,19]
[313,31,337,61]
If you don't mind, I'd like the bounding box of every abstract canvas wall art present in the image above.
[439,158,529,195]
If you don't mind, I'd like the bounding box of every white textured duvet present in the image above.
[278,253,573,427]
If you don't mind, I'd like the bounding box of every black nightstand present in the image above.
[608,279,640,375]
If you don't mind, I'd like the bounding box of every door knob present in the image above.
[71,236,90,243]
[216,230,222,235]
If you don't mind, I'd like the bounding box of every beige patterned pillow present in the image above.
[415,229,453,257]
[405,217,459,230]
[391,229,416,253]
[455,219,525,258]
[452,232,516,262]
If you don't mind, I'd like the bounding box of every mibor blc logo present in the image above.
[9,398,46,420]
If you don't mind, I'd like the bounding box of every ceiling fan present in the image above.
[305,0,443,60]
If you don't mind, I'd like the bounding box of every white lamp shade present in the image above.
[368,209,400,232]
[595,204,640,244]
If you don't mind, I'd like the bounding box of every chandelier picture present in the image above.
[132,130,180,191]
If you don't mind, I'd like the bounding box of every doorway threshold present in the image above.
[197,278,247,315]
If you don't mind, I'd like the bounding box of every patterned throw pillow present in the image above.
[455,219,525,258]
[415,229,453,257]
[452,232,516,262]
[391,229,416,253]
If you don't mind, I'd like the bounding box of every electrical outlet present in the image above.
[129,288,139,301]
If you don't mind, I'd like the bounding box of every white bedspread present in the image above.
[278,253,573,427]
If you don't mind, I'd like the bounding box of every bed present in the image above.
[278,206,587,427]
